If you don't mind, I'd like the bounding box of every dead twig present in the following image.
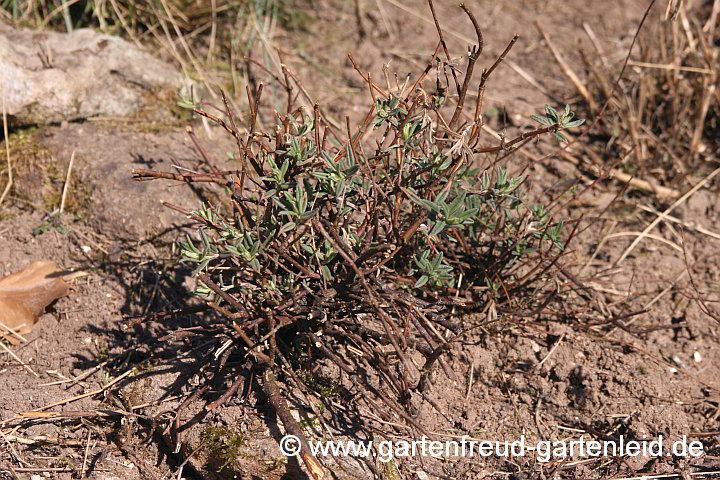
[59,150,76,214]
[617,167,720,264]
[31,368,135,411]
[0,84,11,207]
[131,169,232,186]
[536,22,597,111]
[0,341,38,377]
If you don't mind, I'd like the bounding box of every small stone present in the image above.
[693,351,702,363]
[0,22,190,126]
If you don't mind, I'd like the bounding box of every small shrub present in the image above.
[135,4,583,476]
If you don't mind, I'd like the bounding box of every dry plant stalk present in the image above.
[579,0,719,186]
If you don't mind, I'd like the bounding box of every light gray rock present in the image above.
[0,21,189,126]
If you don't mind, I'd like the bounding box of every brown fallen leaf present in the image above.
[0,261,69,338]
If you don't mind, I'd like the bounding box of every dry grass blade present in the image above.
[637,204,720,241]
[0,84,11,207]
[579,0,719,183]
[536,22,597,111]
[80,429,92,479]
[157,0,217,100]
[31,368,135,412]
[691,73,717,154]
[0,341,37,377]
[626,60,714,74]
[617,167,720,264]
[606,231,683,253]
[39,0,84,27]
[0,321,29,344]
[608,471,720,480]
[604,168,680,200]
[59,150,76,214]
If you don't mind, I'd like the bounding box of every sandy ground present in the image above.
[1,1,720,479]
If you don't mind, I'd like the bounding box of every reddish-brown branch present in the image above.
[448,4,484,129]
[131,169,231,186]
[427,0,461,96]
